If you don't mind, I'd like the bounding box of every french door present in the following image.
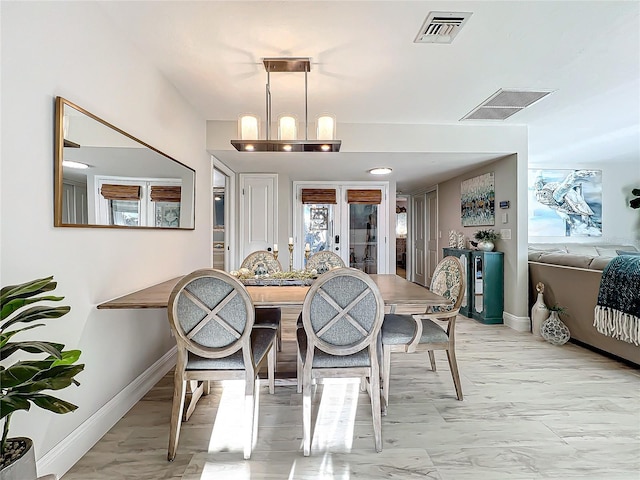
[294,182,389,273]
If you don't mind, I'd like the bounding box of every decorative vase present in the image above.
[531,282,548,337]
[448,230,457,247]
[0,437,37,480]
[477,240,494,252]
[456,233,466,249]
[541,311,571,346]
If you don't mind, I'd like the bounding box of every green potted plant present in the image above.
[0,276,84,480]
[473,229,501,251]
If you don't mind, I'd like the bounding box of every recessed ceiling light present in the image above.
[368,167,392,175]
[62,160,90,169]
[320,144,330,152]
[283,145,292,152]
[244,144,255,151]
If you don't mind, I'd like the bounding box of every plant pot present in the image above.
[541,311,571,346]
[0,437,37,480]
[477,240,494,252]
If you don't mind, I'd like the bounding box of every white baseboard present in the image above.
[36,347,177,478]
[504,312,531,332]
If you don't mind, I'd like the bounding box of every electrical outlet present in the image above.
[500,229,511,240]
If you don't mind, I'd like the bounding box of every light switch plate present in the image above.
[500,229,511,240]
[502,213,508,224]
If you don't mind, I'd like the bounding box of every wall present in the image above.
[1,2,210,475]
[438,154,527,322]
[528,158,640,247]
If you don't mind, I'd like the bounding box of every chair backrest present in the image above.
[240,251,283,275]
[306,250,346,274]
[301,267,384,356]
[168,269,254,359]
[429,256,465,311]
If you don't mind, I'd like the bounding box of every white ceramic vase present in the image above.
[531,281,548,337]
[541,311,571,346]
[477,240,494,252]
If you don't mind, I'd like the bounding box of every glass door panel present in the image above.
[349,204,378,274]
[303,204,335,266]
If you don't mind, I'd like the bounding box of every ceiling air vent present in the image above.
[461,89,554,121]
[414,12,472,44]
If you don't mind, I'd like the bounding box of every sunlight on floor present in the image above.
[312,379,359,452]
[207,379,252,453]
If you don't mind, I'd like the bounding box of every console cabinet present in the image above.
[443,248,503,324]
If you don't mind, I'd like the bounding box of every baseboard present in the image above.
[36,347,177,478]
[503,312,531,332]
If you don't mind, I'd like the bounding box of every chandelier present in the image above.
[231,58,341,152]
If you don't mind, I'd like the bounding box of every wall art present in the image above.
[461,172,495,226]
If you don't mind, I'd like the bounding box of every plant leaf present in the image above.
[1,341,64,360]
[0,324,44,348]
[1,295,64,321]
[29,394,78,414]
[1,305,70,331]
[0,277,55,305]
[0,365,40,388]
[51,349,82,367]
[0,395,31,420]
[32,363,85,384]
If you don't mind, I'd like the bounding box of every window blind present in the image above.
[346,189,382,204]
[150,185,182,203]
[100,184,141,201]
[301,188,337,204]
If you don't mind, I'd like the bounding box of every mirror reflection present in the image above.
[54,97,195,229]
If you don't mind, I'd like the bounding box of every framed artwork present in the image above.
[310,207,328,230]
[461,172,495,226]
[528,169,602,237]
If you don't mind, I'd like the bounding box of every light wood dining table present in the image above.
[96,273,447,312]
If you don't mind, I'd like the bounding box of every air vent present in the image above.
[461,89,554,121]
[415,12,472,44]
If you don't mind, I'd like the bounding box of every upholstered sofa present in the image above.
[528,243,640,365]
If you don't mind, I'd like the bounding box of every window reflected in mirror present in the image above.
[54,97,195,229]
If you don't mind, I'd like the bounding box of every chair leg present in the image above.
[360,376,367,392]
[168,378,186,461]
[428,350,437,371]
[302,370,312,456]
[446,349,463,401]
[277,322,282,351]
[203,380,211,395]
[244,376,256,459]
[296,349,303,394]
[370,366,383,452]
[268,341,275,394]
[382,345,391,415]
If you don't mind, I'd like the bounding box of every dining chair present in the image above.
[297,267,385,455]
[381,256,465,411]
[167,268,277,461]
[305,250,345,274]
[240,250,283,350]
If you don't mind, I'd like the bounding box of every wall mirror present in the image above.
[54,97,195,229]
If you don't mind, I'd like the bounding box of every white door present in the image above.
[412,193,427,286]
[240,174,277,261]
[425,189,439,286]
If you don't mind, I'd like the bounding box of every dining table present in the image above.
[96,273,447,312]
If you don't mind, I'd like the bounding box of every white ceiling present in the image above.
[100,1,640,192]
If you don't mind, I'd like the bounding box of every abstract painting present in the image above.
[528,169,602,237]
[461,172,495,226]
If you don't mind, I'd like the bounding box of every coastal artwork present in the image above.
[528,169,602,237]
[461,172,495,226]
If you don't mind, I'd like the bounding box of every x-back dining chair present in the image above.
[240,250,283,350]
[381,256,465,411]
[167,268,276,461]
[305,250,345,274]
[297,267,385,455]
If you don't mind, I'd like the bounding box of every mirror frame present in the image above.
[54,96,196,229]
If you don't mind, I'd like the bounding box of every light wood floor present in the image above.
[62,310,640,479]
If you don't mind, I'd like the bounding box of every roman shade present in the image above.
[150,186,182,203]
[346,189,382,204]
[301,188,337,204]
[100,184,141,201]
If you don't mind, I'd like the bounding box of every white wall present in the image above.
[1,2,210,474]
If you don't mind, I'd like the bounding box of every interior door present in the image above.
[425,189,439,286]
[412,193,427,286]
[240,174,277,261]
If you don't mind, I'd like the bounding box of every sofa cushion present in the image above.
[616,249,640,256]
[589,256,615,270]
[535,253,594,269]
[564,245,599,256]
[528,243,568,253]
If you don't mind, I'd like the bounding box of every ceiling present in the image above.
[100,1,640,193]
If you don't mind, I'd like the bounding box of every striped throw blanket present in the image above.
[593,255,640,345]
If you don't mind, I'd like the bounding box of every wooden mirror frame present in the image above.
[54,97,196,229]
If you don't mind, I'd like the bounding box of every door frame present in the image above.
[212,157,236,271]
[293,181,390,273]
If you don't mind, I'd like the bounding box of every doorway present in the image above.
[395,197,408,278]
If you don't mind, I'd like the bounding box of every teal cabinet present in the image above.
[470,251,504,324]
[443,248,473,317]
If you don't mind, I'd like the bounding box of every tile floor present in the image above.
[62,311,640,479]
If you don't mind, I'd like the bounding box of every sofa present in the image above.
[528,243,640,365]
